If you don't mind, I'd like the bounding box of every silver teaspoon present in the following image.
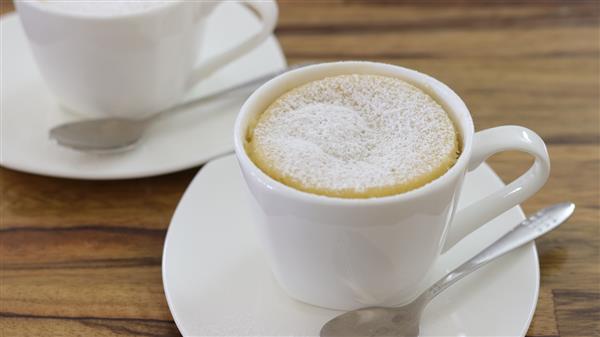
[49,64,309,152]
[321,202,575,337]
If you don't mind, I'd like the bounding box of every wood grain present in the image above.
[2,316,178,337]
[553,290,600,337]
[1,169,194,230]
[1,1,598,336]
[528,288,559,336]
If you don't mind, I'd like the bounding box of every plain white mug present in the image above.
[15,0,278,118]
[234,61,551,310]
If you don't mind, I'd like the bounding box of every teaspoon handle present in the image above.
[156,62,312,119]
[425,202,575,300]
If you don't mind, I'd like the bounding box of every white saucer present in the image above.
[0,4,286,180]
[162,155,539,337]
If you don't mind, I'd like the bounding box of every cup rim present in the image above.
[16,0,188,21]
[234,61,475,206]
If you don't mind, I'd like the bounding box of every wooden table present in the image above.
[1,1,598,336]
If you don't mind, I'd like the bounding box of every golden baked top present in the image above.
[246,74,460,198]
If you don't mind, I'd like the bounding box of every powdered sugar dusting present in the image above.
[248,74,459,197]
[37,0,169,16]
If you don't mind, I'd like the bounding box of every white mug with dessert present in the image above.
[234,61,550,310]
[15,0,278,118]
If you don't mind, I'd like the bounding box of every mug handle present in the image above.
[186,0,278,88]
[441,125,551,252]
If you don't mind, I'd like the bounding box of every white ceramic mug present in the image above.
[234,61,551,310]
[15,0,278,118]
